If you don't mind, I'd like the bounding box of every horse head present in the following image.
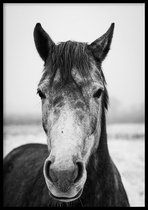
[34,23,114,202]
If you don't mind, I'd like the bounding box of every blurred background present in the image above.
[3,3,145,207]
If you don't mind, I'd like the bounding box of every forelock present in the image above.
[46,41,93,86]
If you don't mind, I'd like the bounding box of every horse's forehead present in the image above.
[38,62,104,103]
[39,64,102,86]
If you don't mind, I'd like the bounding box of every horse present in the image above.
[3,23,130,207]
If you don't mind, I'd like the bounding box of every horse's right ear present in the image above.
[33,23,55,62]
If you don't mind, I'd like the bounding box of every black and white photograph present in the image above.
[3,3,145,207]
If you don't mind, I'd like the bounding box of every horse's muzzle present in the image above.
[43,156,86,202]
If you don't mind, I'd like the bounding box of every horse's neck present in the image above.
[91,120,111,178]
[83,113,114,205]
[96,108,110,166]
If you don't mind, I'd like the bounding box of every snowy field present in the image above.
[3,123,145,207]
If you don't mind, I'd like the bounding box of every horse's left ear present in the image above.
[88,23,115,62]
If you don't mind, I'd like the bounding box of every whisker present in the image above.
[79,198,84,207]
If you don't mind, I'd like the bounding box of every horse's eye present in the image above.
[37,89,46,99]
[93,88,103,98]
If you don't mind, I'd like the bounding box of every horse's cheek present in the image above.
[82,134,95,164]
[42,101,51,134]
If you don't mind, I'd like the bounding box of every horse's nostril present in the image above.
[74,161,84,183]
[44,160,53,181]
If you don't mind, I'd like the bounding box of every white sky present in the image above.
[4,3,145,116]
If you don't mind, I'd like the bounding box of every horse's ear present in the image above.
[88,23,115,62]
[33,23,55,62]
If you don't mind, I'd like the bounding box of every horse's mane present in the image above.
[40,40,109,109]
